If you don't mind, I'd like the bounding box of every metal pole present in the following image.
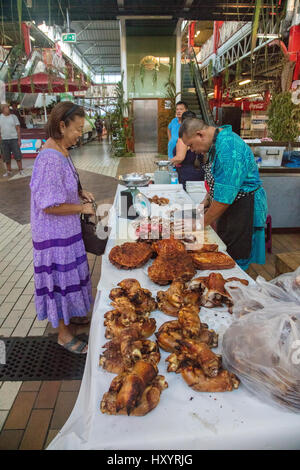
[176,19,183,101]
[119,18,128,104]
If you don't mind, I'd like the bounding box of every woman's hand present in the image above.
[80,190,95,202]
[81,203,95,215]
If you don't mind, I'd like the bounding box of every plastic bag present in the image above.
[256,267,300,306]
[225,281,275,318]
[222,303,300,413]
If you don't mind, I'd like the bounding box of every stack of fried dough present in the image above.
[100,279,168,416]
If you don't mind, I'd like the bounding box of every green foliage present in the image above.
[251,0,262,57]
[267,92,300,142]
[208,60,213,87]
[110,73,134,158]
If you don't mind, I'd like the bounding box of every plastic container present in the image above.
[170,170,179,184]
[256,146,284,167]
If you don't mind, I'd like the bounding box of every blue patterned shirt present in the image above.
[211,125,268,227]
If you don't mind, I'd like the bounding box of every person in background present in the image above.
[167,101,188,159]
[0,103,24,177]
[10,101,26,129]
[169,110,205,190]
[30,102,96,354]
[179,118,268,271]
[95,115,103,142]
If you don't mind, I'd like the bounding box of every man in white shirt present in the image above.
[0,103,24,177]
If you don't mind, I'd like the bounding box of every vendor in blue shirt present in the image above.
[169,110,205,189]
[179,118,268,271]
[167,101,188,159]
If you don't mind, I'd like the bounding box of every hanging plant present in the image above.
[139,63,145,87]
[30,75,35,93]
[131,64,136,93]
[47,69,53,94]
[267,91,300,142]
[235,59,241,82]
[224,58,230,88]
[152,64,159,87]
[251,0,262,57]
[7,67,11,92]
[64,66,69,92]
[17,77,21,94]
[17,0,22,39]
[208,59,213,87]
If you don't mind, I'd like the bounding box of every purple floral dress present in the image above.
[30,149,92,328]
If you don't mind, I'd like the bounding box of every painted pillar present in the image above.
[213,21,224,54]
[119,18,128,103]
[188,21,196,48]
[21,22,31,57]
[288,24,300,80]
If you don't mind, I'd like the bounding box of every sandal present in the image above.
[70,317,90,326]
[58,337,88,354]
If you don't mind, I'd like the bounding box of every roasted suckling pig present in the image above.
[109,242,153,269]
[104,310,156,339]
[181,366,240,392]
[156,307,218,353]
[190,251,236,270]
[109,279,157,315]
[100,360,168,416]
[157,280,201,317]
[188,273,249,309]
[176,338,222,378]
[100,328,160,374]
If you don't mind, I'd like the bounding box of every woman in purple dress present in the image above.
[30,102,95,354]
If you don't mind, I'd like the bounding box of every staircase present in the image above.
[181,63,202,119]
[181,49,215,126]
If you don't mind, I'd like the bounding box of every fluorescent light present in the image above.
[208,92,214,97]
[256,34,279,39]
[247,93,260,98]
[234,97,243,101]
[29,35,35,42]
[239,79,251,86]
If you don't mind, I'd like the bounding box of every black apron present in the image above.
[204,128,259,260]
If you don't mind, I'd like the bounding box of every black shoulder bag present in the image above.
[67,157,110,256]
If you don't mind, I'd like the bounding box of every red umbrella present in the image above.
[6,72,88,93]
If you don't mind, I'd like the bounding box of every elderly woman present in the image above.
[179,118,268,270]
[30,102,95,354]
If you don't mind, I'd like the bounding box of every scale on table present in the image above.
[118,173,152,219]
[154,160,172,184]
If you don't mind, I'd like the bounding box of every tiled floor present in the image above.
[0,139,160,449]
[0,138,299,449]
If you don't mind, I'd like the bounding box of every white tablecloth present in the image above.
[48,185,300,450]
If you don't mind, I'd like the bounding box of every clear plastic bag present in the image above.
[256,267,300,306]
[225,281,274,318]
[222,303,300,413]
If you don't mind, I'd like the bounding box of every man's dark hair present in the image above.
[45,101,85,139]
[182,110,196,121]
[176,101,188,109]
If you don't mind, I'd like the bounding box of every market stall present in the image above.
[48,183,300,450]
[5,72,88,157]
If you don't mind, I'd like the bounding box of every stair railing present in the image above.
[184,47,215,125]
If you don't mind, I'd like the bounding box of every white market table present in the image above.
[48,184,300,450]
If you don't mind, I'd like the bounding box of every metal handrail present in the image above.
[188,47,215,125]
